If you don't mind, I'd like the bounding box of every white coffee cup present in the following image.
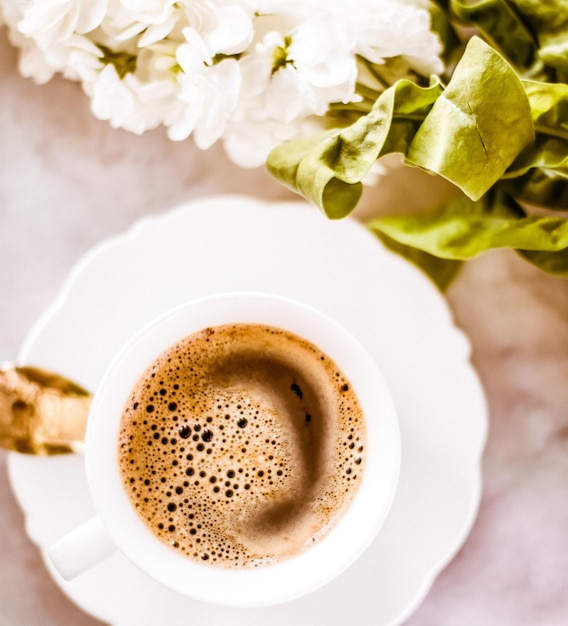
[48,292,400,607]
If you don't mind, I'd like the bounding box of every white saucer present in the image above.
[8,196,487,626]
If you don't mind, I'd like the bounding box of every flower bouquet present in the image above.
[1,0,567,287]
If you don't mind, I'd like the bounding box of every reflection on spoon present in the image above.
[0,363,90,455]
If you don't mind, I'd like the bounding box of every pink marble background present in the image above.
[1,27,568,625]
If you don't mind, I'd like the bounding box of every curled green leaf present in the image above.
[265,129,363,219]
[406,37,535,201]
[267,79,443,219]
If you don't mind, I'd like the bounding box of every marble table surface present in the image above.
[2,27,568,626]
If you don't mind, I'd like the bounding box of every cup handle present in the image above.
[48,516,116,580]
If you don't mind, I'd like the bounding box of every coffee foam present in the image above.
[118,324,366,568]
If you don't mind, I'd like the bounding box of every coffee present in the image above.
[118,323,366,568]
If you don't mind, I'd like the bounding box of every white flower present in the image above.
[342,0,444,76]
[1,0,446,168]
[179,0,253,59]
[288,8,356,96]
[3,25,58,84]
[17,0,107,39]
[88,63,173,134]
[86,39,179,135]
[222,7,357,167]
[167,52,241,149]
[99,0,178,46]
[161,10,246,148]
[2,0,105,82]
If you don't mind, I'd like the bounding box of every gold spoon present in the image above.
[0,363,90,455]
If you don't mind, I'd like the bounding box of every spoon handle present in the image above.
[0,363,91,455]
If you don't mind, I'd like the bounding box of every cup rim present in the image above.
[86,292,400,607]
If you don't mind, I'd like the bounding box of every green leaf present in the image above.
[506,137,568,180]
[507,166,568,210]
[509,0,568,74]
[517,248,568,276]
[503,137,568,209]
[449,0,542,75]
[523,79,568,138]
[406,37,535,201]
[265,129,363,219]
[423,0,463,71]
[367,188,568,265]
[502,80,568,209]
[267,79,443,219]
